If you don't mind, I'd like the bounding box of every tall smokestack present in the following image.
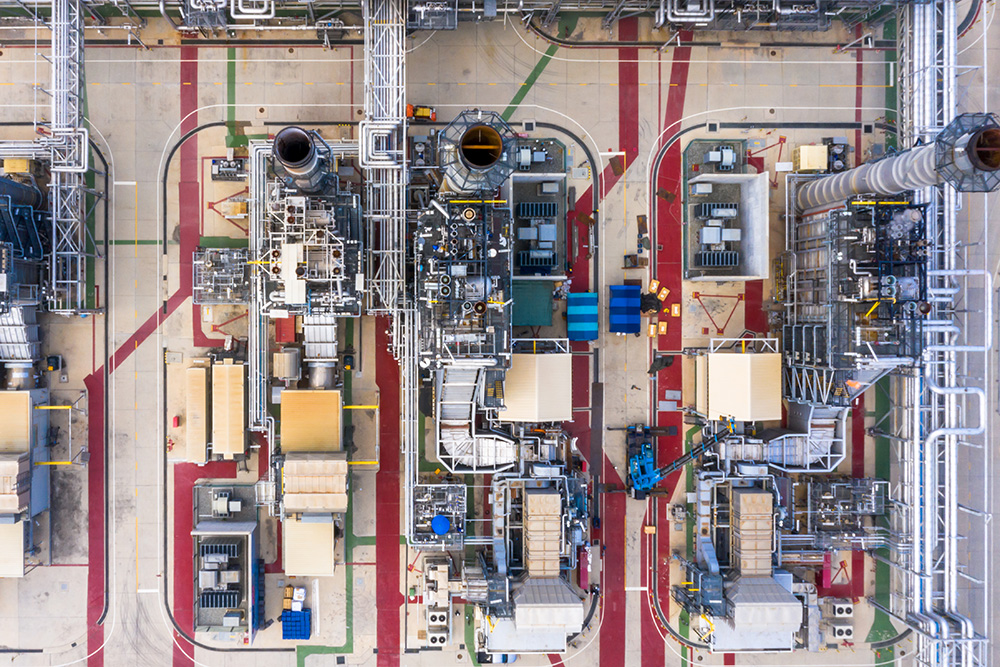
[796,113,1000,211]
[437,110,516,195]
[273,126,328,194]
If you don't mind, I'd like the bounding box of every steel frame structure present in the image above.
[47,0,91,313]
[866,2,991,665]
[0,0,94,314]
[359,0,419,541]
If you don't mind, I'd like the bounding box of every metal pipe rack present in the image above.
[878,3,990,664]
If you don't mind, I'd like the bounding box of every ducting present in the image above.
[796,113,1000,211]
[0,176,43,209]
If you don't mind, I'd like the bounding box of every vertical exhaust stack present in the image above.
[437,110,516,194]
[273,126,328,194]
[795,113,1000,212]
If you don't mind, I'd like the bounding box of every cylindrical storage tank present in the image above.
[273,126,327,194]
[272,347,302,383]
[5,362,34,390]
[306,361,336,389]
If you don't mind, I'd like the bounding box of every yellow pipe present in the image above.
[35,461,74,465]
[864,301,881,318]
[343,405,378,410]
[246,260,272,264]
[34,405,72,410]
[449,200,507,204]
[348,460,379,465]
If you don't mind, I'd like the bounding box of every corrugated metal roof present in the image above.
[0,392,31,454]
[0,521,24,577]
[707,352,782,421]
[283,518,336,577]
[185,366,208,464]
[498,354,573,423]
[280,390,342,452]
[282,452,349,514]
[513,577,585,631]
[211,362,245,459]
[726,576,803,632]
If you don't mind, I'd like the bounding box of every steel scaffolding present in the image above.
[360,0,418,540]
[0,0,94,313]
[47,0,92,313]
[869,2,991,665]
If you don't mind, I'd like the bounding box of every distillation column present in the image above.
[795,113,1000,211]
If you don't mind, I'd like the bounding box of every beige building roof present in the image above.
[282,452,349,514]
[211,361,245,459]
[0,521,24,577]
[0,392,32,454]
[498,354,573,423]
[524,489,562,577]
[186,365,208,464]
[283,518,336,577]
[706,352,782,422]
[280,390,342,452]
[0,453,29,514]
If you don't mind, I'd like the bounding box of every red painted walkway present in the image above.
[649,31,693,664]
[375,316,402,667]
[599,493,627,667]
[85,372,105,667]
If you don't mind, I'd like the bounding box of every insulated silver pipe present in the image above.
[795,117,1000,211]
[797,142,938,211]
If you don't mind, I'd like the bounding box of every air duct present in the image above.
[796,113,1000,211]
[273,126,328,194]
[0,176,43,209]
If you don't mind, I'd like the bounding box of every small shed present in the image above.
[0,522,23,577]
[283,518,336,577]
[280,390,343,452]
[704,352,782,421]
[498,354,573,423]
[211,361,246,459]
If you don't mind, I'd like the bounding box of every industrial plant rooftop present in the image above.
[0,1,996,667]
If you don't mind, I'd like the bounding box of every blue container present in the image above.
[281,609,312,640]
[431,515,451,535]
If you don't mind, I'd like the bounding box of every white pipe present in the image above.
[923,270,993,352]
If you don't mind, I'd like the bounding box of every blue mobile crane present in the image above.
[625,420,734,500]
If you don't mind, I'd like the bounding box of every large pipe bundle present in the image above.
[796,113,1000,211]
[0,176,43,209]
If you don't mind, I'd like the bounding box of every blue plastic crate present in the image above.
[280,609,312,640]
